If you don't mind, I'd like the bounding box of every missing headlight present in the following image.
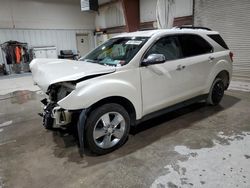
[47,82,75,102]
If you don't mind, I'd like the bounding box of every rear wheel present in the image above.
[207,78,225,105]
[84,103,130,155]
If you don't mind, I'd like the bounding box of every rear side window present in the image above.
[208,34,229,49]
[178,34,213,58]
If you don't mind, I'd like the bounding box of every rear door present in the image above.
[177,34,215,94]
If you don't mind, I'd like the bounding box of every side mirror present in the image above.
[142,54,166,66]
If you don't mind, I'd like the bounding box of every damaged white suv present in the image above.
[30,27,233,155]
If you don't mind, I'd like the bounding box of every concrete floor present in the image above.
[0,75,250,188]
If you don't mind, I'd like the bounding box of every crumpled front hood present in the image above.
[30,58,116,92]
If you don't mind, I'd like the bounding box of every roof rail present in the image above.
[178,26,212,31]
[138,28,156,31]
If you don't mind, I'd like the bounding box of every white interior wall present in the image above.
[95,2,125,29]
[140,0,193,23]
[140,0,158,22]
[95,0,193,29]
[0,0,95,30]
[0,0,96,65]
[0,29,94,64]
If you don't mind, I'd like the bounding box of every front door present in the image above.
[76,34,90,58]
[140,36,188,115]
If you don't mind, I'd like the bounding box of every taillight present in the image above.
[229,51,234,62]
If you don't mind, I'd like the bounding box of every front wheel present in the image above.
[84,103,130,155]
[207,78,225,106]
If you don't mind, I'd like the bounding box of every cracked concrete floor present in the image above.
[0,87,250,188]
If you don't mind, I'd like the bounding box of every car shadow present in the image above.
[51,94,241,166]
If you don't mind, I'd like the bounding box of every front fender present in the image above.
[58,76,142,119]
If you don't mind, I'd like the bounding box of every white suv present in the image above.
[30,27,233,155]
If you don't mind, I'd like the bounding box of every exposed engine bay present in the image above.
[47,82,75,103]
[41,82,76,129]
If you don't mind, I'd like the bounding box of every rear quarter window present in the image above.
[208,34,229,49]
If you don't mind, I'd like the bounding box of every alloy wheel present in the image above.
[93,112,126,149]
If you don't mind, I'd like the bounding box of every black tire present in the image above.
[207,78,225,106]
[43,111,54,130]
[84,103,130,155]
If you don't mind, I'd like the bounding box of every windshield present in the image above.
[80,37,149,66]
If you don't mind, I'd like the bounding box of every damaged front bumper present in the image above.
[39,81,76,128]
[51,106,72,127]
[40,98,72,128]
[39,98,87,156]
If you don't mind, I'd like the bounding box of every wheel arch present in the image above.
[87,96,137,126]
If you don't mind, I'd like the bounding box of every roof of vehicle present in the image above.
[114,28,219,38]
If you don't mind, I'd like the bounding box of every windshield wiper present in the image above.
[84,59,100,64]
[84,58,116,66]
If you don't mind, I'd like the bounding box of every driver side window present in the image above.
[145,36,182,61]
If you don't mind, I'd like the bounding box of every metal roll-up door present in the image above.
[194,0,250,82]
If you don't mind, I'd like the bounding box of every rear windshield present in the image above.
[208,34,229,49]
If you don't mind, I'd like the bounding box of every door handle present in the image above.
[176,65,185,71]
[176,65,182,71]
[209,56,215,61]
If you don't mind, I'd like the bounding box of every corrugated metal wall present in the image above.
[195,0,250,82]
[0,29,94,65]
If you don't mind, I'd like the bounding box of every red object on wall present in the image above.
[15,46,21,64]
